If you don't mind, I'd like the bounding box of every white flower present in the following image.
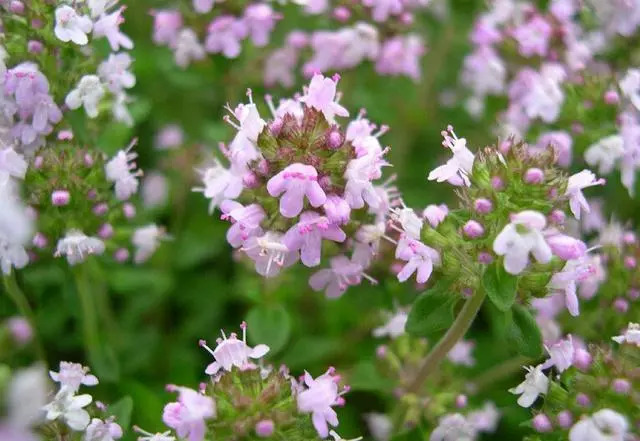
[133,427,176,441]
[173,29,205,68]
[467,402,500,433]
[365,413,392,441]
[199,322,270,376]
[105,143,141,200]
[612,322,640,346]
[493,211,552,275]
[49,362,99,394]
[112,93,134,127]
[65,75,105,118]
[0,177,34,274]
[430,414,476,441]
[85,418,123,441]
[390,205,423,239]
[620,68,640,111]
[7,365,49,428]
[565,170,605,219]
[446,340,475,367]
[372,311,407,339]
[43,389,92,431]
[55,231,105,265]
[228,99,266,143]
[132,224,166,264]
[87,0,114,18]
[584,135,624,175]
[0,148,28,179]
[193,159,244,213]
[541,335,575,372]
[98,53,136,94]
[428,126,474,186]
[508,365,549,408]
[569,409,629,441]
[54,5,93,45]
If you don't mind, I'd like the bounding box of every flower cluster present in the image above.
[0,361,127,441]
[459,0,640,196]
[196,74,393,296]
[147,322,354,440]
[150,1,281,67]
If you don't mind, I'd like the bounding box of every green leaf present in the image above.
[482,262,518,312]
[246,305,291,355]
[108,396,133,430]
[348,361,393,393]
[406,280,456,339]
[507,304,543,358]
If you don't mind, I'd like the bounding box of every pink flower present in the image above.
[93,7,133,51]
[243,4,279,47]
[323,194,351,225]
[85,418,123,441]
[511,15,553,57]
[163,386,215,441]
[423,204,448,227]
[283,212,346,267]
[375,35,424,81]
[362,0,403,22]
[545,233,587,260]
[194,159,244,213]
[565,170,605,220]
[297,368,347,438]
[535,131,572,167]
[300,74,349,123]
[204,16,248,58]
[220,200,265,248]
[541,335,575,372]
[193,0,214,13]
[151,10,183,46]
[267,163,326,218]
[344,151,389,209]
[548,258,595,316]
[242,231,298,277]
[309,255,363,298]
[447,340,475,366]
[199,322,269,375]
[395,235,440,284]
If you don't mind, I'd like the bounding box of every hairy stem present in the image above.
[407,287,487,393]
[2,272,46,362]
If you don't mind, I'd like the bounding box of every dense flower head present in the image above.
[196,75,391,293]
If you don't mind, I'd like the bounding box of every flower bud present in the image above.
[557,410,572,428]
[32,233,48,249]
[423,204,448,227]
[532,414,552,432]
[51,190,71,206]
[114,248,130,262]
[546,234,586,260]
[478,251,493,264]
[573,348,592,371]
[613,297,629,313]
[243,172,259,189]
[549,209,565,225]
[327,131,343,149]
[463,220,484,238]
[93,202,108,216]
[27,40,43,54]
[333,6,351,22]
[123,203,136,218]
[474,198,493,214]
[7,317,32,344]
[490,176,504,190]
[10,1,25,14]
[255,420,275,437]
[33,156,44,169]
[84,153,94,166]
[611,378,631,394]
[524,168,544,184]
[455,394,467,408]
[576,393,590,407]
[604,90,619,105]
[98,223,114,239]
[323,194,350,225]
[624,256,636,269]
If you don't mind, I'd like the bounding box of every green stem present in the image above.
[2,273,46,362]
[407,288,487,393]
[73,267,101,359]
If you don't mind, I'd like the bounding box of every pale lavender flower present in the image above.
[132,224,166,263]
[49,361,99,393]
[283,211,346,267]
[565,170,605,219]
[323,194,351,225]
[243,4,279,47]
[151,10,183,46]
[155,124,183,150]
[541,335,575,372]
[548,257,595,316]
[375,35,424,81]
[535,131,572,167]
[173,29,205,68]
[105,144,142,200]
[264,46,298,88]
[242,231,298,277]
[468,402,500,433]
[204,16,248,58]
[620,112,640,196]
[98,53,136,94]
[85,418,123,441]
[162,386,215,441]
[65,75,105,118]
[6,316,32,344]
[300,74,349,123]
[569,409,628,441]
[93,7,133,51]
[194,159,244,213]
[447,340,475,366]
[372,311,407,339]
[395,235,440,284]
[511,15,552,57]
[297,368,345,438]
[584,134,624,175]
[362,0,403,22]
[43,389,92,431]
[620,68,640,111]
[493,211,552,275]
[429,414,476,441]
[423,204,448,227]
[461,46,506,98]
[267,163,326,218]
[612,323,640,346]
[0,147,27,180]
[199,322,269,375]
[220,200,265,247]
[193,0,214,14]
[545,233,587,260]
[508,64,565,124]
[309,255,363,298]
[344,151,389,209]
[55,230,105,265]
